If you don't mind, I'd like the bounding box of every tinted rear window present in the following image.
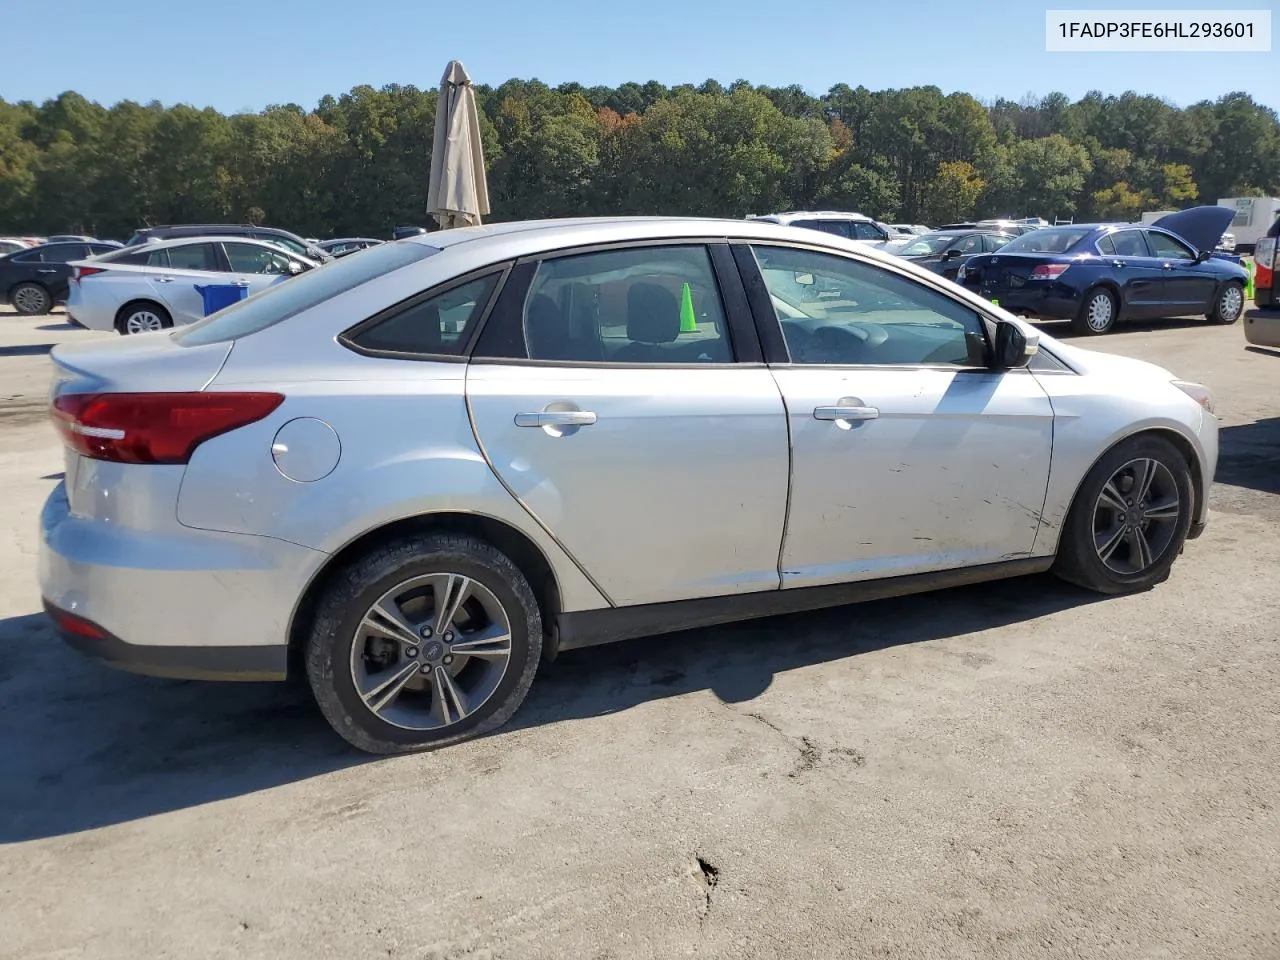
[173,241,439,346]
[999,227,1093,254]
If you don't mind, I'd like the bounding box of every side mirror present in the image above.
[942,248,961,261]
[1195,249,1212,263]
[993,321,1036,369]
[794,272,814,285]
[287,260,304,275]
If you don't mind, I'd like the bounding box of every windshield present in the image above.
[173,241,438,346]
[900,234,956,256]
[999,227,1092,254]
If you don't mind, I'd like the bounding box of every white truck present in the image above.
[1217,197,1280,254]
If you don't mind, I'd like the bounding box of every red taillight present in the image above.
[74,266,107,282]
[51,392,284,465]
[1029,263,1070,281]
[44,602,108,641]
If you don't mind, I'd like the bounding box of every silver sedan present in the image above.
[39,217,1219,754]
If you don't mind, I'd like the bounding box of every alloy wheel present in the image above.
[124,311,165,334]
[349,572,513,731]
[1092,457,1181,575]
[1086,292,1114,332]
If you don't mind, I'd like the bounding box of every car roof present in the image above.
[750,210,877,223]
[397,216,910,268]
[98,235,315,257]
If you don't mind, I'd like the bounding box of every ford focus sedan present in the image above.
[39,217,1219,754]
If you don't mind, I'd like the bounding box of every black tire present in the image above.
[1207,281,1245,325]
[115,300,173,335]
[1070,287,1117,336]
[1053,434,1194,595]
[11,282,52,316]
[306,533,542,755]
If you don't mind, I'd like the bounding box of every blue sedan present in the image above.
[957,206,1248,335]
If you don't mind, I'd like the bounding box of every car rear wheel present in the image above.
[11,282,52,316]
[1208,282,1244,325]
[306,533,543,755]
[116,301,173,335]
[1071,287,1117,335]
[1053,434,1194,595]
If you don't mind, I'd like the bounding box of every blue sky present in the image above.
[3,0,1277,113]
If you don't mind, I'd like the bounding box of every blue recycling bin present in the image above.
[194,283,247,316]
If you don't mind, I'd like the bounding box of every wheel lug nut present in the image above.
[443,655,453,665]
[420,626,433,638]
[444,631,454,642]
[420,664,431,674]
[406,647,418,658]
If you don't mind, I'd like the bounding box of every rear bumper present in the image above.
[1243,308,1280,349]
[970,282,1082,320]
[39,482,324,681]
[44,600,288,680]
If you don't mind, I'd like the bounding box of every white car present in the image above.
[66,236,319,334]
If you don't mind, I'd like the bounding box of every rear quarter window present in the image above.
[172,241,440,346]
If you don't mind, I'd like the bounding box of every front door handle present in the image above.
[233,280,252,287]
[814,405,879,422]
[514,410,597,428]
[154,276,175,283]
[1162,263,1173,270]
[1112,260,1126,268]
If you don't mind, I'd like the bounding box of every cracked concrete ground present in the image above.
[1,308,1277,959]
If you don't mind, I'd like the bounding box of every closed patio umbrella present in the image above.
[427,60,490,230]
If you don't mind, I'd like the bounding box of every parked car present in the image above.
[1,240,122,314]
[746,211,892,245]
[40,216,1219,754]
[318,237,385,257]
[46,234,120,246]
[393,225,429,240]
[890,229,1015,280]
[957,206,1248,335]
[1216,232,1236,253]
[887,224,932,238]
[125,224,332,263]
[0,238,31,256]
[65,236,318,333]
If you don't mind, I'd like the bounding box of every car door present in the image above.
[1145,228,1217,313]
[939,233,984,279]
[1096,229,1166,320]
[221,241,304,296]
[466,242,791,607]
[736,242,1054,588]
[27,243,89,298]
[147,241,228,324]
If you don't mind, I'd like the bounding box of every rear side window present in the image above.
[793,219,849,238]
[167,243,220,271]
[146,249,172,268]
[346,274,499,357]
[174,240,440,346]
[38,244,88,263]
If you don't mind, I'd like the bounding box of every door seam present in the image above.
[765,366,796,585]
[462,364,618,608]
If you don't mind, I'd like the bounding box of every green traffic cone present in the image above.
[679,282,697,333]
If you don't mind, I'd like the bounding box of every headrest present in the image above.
[626,282,680,344]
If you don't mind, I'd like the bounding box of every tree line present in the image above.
[1,79,1278,241]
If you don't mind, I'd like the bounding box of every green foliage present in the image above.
[0,83,1277,239]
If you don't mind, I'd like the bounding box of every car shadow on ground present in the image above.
[1217,417,1280,495]
[0,343,55,357]
[0,573,1103,843]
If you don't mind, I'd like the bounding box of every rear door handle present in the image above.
[1112,260,1126,268]
[514,410,597,428]
[155,276,175,283]
[814,405,879,421]
[36,268,57,274]
[233,280,251,287]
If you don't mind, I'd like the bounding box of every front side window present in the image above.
[852,221,886,241]
[1146,230,1194,259]
[348,274,498,356]
[254,233,310,257]
[793,219,849,238]
[522,245,733,364]
[224,242,296,275]
[952,235,983,255]
[751,244,988,367]
[983,234,1014,252]
[166,242,220,272]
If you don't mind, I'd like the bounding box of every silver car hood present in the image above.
[1037,332,1176,381]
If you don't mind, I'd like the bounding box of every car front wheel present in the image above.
[1208,282,1244,325]
[306,533,543,754]
[1052,434,1194,595]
